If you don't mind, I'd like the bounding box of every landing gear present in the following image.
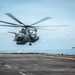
[29,42,32,46]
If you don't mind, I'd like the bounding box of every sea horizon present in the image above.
[0,49,75,55]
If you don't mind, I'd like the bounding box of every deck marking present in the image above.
[19,71,26,75]
[5,64,11,68]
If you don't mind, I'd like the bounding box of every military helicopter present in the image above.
[0,13,67,45]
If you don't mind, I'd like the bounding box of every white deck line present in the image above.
[19,71,26,75]
[5,64,11,69]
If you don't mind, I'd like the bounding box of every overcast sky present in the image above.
[0,0,75,53]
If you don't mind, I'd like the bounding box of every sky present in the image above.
[0,0,75,53]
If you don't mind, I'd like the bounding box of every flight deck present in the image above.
[0,53,75,75]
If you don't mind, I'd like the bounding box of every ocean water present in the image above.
[25,49,75,55]
[0,49,75,55]
[46,49,75,55]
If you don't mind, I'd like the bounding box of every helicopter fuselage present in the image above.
[14,28,39,45]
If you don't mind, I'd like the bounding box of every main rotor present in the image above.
[0,13,68,30]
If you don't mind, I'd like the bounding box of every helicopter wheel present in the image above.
[29,42,32,46]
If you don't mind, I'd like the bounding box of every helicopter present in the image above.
[0,13,67,45]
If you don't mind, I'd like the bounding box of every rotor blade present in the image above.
[0,20,23,26]
[30,17,51,26]
[37,28,53,31]
[0,24,31,28]
[0,25,23,27]
[6,13,25,25]
[34,25,68,27]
